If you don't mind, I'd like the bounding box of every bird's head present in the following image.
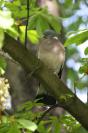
[43,30,59,39]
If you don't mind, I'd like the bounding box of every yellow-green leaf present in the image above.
[0,29,4,49]
[64,30,88,47]
[27,30,40,44]
[17,119,37,132]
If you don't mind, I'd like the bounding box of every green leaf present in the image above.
[17,119,37,132]
[19,26,25,44]
[5,1,26,19]
[80,58,88,63]
[48,15,61,33]
[0,29,4,49]
[27,30,40,44]
[2,116,8,124]
[41,14,61,33]
[54,123,61,133]
[38,123,48,133]
[73,126,88,133]
[64,30,88,47]
[6,27,19,39]
[84,47,88,55]
[79,65,88,74]
[0,57,7,75]
[7,123,20,133]
[0,124,9,133]
[36,15,50,36]
[19,25,40,44]
[29,9,61,36]
[29,15,38,29]
[0,10,14,29]
[16,101,35,112]
[75,80,87,90]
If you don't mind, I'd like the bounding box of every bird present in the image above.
[36,30,65,105]
[37,30,65,77]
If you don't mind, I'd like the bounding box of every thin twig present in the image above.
[24,0,29,48]
[37,104,59,125]
[34,104,60,133]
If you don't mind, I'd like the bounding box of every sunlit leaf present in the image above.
[27,30,40,44]
[17,119,37,132]
[0,57,7,75]
[0,57,7,69]
[5,1,26,19]
[0,29,4,49]
[64,30,88,47]
[6,27,19,39]
[19,26,25,44]
[2,116,8,123]
[19,26,40,44]
[0,10,14,29]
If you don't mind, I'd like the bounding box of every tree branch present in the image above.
[3,33,88,131]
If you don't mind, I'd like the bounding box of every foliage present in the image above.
[4,0,61,37]
[64,30,88,47]
[0,29,4,49]
[0,57,7,75]
[19,26,40,44]
[0,101,88,133]
[0,0,88,133]
[0,101,38,133]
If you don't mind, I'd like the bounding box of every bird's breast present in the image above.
[38,50,65,74]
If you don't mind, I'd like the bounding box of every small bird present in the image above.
[36,30,65,105]
[38,30,65,77]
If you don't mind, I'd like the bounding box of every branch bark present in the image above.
[3,33,88,131]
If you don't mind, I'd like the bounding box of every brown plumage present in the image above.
[38,37,65,75]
